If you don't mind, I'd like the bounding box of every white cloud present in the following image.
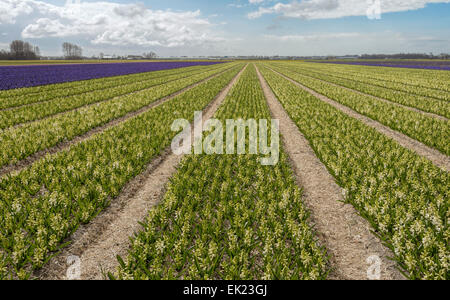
[0,0,35,24]
[248,0,450,19]
[0,0,223,48]
[228,0,270,8]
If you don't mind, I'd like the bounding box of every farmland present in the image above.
[316,60,450,71]
[0,61,224,90]
[0,60,448,281]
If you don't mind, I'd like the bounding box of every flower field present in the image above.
[266,63,450,155]
[258,64,448,280]
[317,60,450,71]
[113,65,328,280]
[0,61,448,280]
[0,61,223,90]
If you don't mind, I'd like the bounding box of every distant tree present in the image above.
[9,40,39,60]
[34,46,41,58]
[10,40,24,56]
[0,49,10,60]
[62,42,70,58]
[63,42,83,59]
[143,51,157,59]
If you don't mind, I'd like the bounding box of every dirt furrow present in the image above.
[256,65,404,280]
[36,64,247,280]
[270,68,450,172]
[0,67,236,179]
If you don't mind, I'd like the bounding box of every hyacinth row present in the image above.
[0,63,237,170]
[0,61,224,90]
[0,65,243,279]
[0,63,229,109]
[114,64,328,280]
[274,62,450,102]
[258,64,449,280]
[0,63,232,130]
[316,60,450,71]
[309,61,450,93]
[267,64,450,156]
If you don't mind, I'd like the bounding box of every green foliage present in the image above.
[259,65,449,280]
[0,64,244,279]
[115,65,329,280]
[0,63,229,105]
[268,64,450,156]
[288,61,450,94]
[273,62,450,116]
[0,64,238,169]
[0,63,233,129]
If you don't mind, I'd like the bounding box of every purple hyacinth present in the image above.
[0,61,224,91]
[315,61,450,71]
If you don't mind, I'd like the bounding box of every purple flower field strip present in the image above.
[0,63,229,109]
[0,61,223,90]
[316,61,450,71]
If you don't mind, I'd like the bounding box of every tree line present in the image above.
[0,40,85,60]
[0,40,160,60]
[0,40,40,60]
[62,42,83,60]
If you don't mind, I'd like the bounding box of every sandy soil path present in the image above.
[256,65,405,280]
[37,64,247,280]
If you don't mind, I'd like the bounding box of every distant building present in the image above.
[335,56,360,60]
[127,55,144,60]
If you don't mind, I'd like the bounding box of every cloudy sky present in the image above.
[0,0,449,57]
